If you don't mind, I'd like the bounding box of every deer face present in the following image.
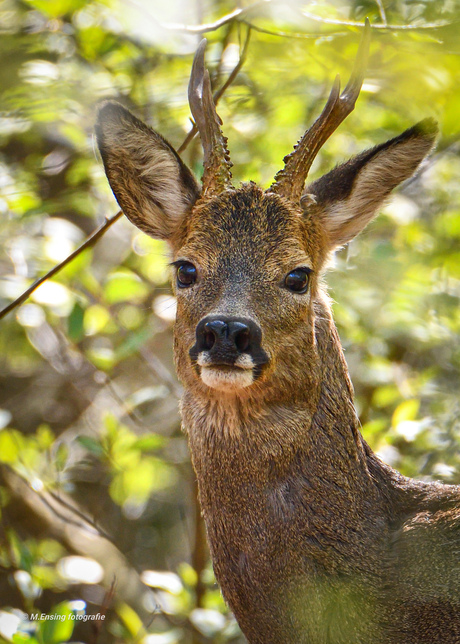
[170,185,324,394]
[96,33,437,398]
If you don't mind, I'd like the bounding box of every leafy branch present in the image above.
[158,1,450,33]
[0,0,451,322]
[0,29,251,321]
[178,25,251,154]
[0,211,123,321]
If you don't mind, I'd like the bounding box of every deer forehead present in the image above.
[174,185,320,274]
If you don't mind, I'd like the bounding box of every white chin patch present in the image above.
[200,366,254,391]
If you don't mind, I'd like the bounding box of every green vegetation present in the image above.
[0,0,459,641]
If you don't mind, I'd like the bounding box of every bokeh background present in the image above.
[0,0,459,642]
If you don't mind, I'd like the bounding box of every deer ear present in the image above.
[96,102,201,240]
[305,119,438,248]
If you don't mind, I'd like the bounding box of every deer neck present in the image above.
[181,297,394,641]
[181,295,377,512]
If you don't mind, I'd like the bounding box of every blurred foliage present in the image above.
[0,0,459,642]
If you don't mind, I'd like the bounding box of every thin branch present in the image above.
[214,27,251,104]
[2,0,446,322]
[0,210,123,321]
[140,347,183,399]
[241,20,340,39]
[49,489,115,543]
[1,28,251,321]
[178,25,251,155]
[90,579,116,644]
[159,2,267,33]
[301,10,449,30]
[374,0,388,26]
[156,0,450,34]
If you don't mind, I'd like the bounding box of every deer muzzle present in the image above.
[189,315,269,391]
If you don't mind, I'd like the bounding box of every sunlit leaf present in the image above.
[54,444,68,472]
[13,634,40,644]
[76,435,104,456]
[104,270,149,304]
[0,430,19,464]
[116,603,143,638]
[132,434,166,452]
[37,601,74,643]
[24,0,88,18]
[36,425,55,450]
[392,400,420,428]
[67,302,85,342]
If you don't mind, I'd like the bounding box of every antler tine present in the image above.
[188,39,233,197]
[269,19,371,202]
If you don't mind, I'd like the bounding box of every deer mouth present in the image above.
[199,365,255,391]
[196,353,257,391]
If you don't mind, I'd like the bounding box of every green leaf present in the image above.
[13,635,40,644]
[104,270,148,304]
[76,436,104,456]
[109,457,176,505]
[85,347,115,371]
[83,304,111,335]
[68,302,85,343]
[36,425,55,450]
[37,601,74,643]
[0,430,19,464]
[24,0,88,19]
[392,400,420,428]
[132,434,166,452]
[54,444,68,472]
[115,327,151,361]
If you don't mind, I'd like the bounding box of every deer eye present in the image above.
[177,262,197,288]
[284,268,312,294]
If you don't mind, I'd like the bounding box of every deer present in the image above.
[95,21,460,644]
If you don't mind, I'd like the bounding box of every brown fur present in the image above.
[96,97,460,643]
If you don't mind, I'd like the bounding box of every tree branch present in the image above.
[178,25,251,154]
[157,0,450,33]
[158,2,266,33]
[0,211,123,321]
[300,10,449,30]
[1,1,448,322]
[0,464,154,620]
[374,0,388,26]
[242,21,335,39]
[0,28,251,321]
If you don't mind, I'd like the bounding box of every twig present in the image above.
[1,27,251,321]
[1,464,153,620]
[242,21,334,39]
[48,489,115,544]
[300,10,449,30]
[145,0,451,34]
[178,25,251,154]
[90,578,116,644]
[213,26,252,105]
[374,0,388,26]
[0,211,123,320]
[159,2,267,33]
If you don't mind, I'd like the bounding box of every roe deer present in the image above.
[96,22,460,644]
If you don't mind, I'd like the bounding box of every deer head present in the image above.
[96,24,437,408]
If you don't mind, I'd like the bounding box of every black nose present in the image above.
[193,316,262,356]
[203,319,250,352]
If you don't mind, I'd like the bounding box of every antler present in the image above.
[188,39,233,197]
[268,19,371,202]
